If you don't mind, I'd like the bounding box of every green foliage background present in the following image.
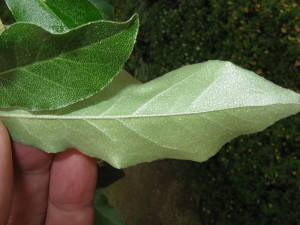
[115,0,300,224]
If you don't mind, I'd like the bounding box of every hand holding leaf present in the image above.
[0,121,97,224]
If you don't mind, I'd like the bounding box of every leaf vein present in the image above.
[133,70,201,114]
[116,119,182,152]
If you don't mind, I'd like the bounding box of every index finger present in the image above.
[46,148,97,225]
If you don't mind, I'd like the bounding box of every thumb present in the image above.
[0,121,13,225]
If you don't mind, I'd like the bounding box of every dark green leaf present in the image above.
[0,15,139,110]
[88,0,115,20]
[94,192,124,225]
[5,0,106,33]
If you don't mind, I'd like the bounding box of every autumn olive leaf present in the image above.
[88,0,115,20]
[5,0,113,33]
[1,61,299,168]
[0,15,139,110]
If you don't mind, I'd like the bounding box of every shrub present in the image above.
[116,0,299,89]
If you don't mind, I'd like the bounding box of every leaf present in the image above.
[5,0,110,33]
[88,0,115,20]
[94,192,124,225]
[0,15,139,110]
[0,61,299,168]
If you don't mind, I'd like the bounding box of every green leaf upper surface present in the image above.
[94,192,124,225]
[88,0,115,20]
[0,15,139,110]
[1,61,299,168]
[5,0,107,33]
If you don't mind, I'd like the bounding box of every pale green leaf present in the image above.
[0,15,139,110]
[5,0,106,33]
[0,61,299,168]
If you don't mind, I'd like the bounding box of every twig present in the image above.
[0,19,7,34]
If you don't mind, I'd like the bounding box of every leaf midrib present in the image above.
[0,103,296,120]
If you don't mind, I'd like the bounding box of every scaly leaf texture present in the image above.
[0,15,139,110]
[5,0,107,33]
[94,192,124,225]
[0,61,299,168]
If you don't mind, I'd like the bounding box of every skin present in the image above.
[0,121,97,225]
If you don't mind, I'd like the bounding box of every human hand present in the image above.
[0,121,97,225]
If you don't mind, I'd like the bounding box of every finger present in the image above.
[46,148,97,225]
[8,142,53,225]
[0,121,13,225]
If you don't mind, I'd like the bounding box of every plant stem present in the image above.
[0,19,6,34]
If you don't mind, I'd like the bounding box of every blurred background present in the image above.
[1,0,299,224]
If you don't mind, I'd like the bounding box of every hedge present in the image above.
[115,0,299,88]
